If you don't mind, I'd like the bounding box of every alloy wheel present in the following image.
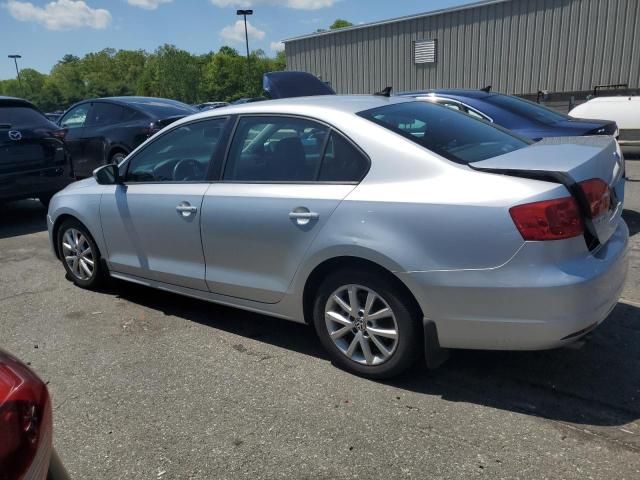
[324,284,399,366]
[61,228,95,281]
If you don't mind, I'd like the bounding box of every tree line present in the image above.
[0,45,286,112]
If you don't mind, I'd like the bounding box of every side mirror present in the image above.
[93,164,121,185]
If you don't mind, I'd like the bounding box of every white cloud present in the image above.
[220,19,265,43]
[210,0,335,10]
[4,0,111,30]
[126,0,172,9]
[270,41,284,52]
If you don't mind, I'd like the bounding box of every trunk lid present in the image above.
[472,136,625,247]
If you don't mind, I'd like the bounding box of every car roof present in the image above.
[399,89,494,99]
[194,94,414,118]
[0,96,39,109]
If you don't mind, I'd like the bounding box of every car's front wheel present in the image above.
[57,219,106,289]
[312,269,422,379]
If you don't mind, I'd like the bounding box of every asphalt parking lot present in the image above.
[1,161,639,479]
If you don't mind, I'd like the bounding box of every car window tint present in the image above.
[87,103,124,126]
[358,101,529,164]
[0,106,48,127]
[318,132,369,182]
[126,118,226,182]
[60,104,90,129]
[223,116,329,182]
[485,94,569,125]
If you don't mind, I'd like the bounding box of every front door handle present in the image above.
[176,202,197,217]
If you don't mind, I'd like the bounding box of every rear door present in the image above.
[100,117,228,290]
[201,115,369,303]
[59,103,91,176]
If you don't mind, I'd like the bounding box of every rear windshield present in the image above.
[124,99,195,119]
[0,105,48,127]
[358,101,529,164]
[484,94,570,125]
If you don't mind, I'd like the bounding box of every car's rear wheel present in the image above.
[57,219,106,289]
[312,269,422,379]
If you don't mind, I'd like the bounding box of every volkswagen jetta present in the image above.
[47,96,628,378]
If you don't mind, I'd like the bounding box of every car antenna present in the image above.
[480,85,492,93]
[374,86,392,97]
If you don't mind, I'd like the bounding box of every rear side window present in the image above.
[318,132,369,182]
[86,103,125,126]
[223,116,330,182]
[0,106,47,127]
[358,101,528,164]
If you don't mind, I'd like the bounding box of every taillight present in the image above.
[50,129,67,140]
[578,178,611,218]
[0,352,52,480]
[510,197,584,241]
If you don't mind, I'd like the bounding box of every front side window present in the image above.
[359,101,528,164]
[223,116,330,182]
[60,104,90,129]
[125,118,227,182]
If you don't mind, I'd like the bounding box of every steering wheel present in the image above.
[173,159,204,181]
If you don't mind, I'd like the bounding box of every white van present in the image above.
[570,96,640,154]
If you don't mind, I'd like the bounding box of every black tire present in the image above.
[56,218,106,290]
[312,269,422,379]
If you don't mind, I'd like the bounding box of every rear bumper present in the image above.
[0,166,73,202]
[399,219,629,350]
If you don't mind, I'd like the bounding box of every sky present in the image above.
[0,0,478,80]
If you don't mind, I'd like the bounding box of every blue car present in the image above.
[398,89,618,141]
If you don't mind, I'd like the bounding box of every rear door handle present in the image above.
[176,202,197,216]
[289,211,319,220]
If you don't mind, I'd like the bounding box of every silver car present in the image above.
[47,96,628,378]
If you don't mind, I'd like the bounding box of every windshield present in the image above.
[485,94,570,125]
[358,101,529,164]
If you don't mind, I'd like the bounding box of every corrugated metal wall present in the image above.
[284,0,640,95]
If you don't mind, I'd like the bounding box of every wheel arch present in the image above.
[301,256,424,326]
[52,213,102,261]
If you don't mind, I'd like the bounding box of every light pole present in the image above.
[236,9,253,61]
[236,9,253,93]
[8,54,22,89]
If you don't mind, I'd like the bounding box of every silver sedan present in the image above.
[47,96,628,378]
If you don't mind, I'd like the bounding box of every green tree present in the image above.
[330,19,353,30]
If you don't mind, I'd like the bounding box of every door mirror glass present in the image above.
[93,163,120,185]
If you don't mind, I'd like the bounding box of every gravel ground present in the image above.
[1,160,639,479]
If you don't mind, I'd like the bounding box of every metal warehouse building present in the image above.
[283,0,640,102]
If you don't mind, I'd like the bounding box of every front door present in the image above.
[59,103,91,176]
[201,115,370,303]
[100,117,228,290]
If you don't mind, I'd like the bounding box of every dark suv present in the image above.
[58,96,196,177]
[0,96,72,206]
